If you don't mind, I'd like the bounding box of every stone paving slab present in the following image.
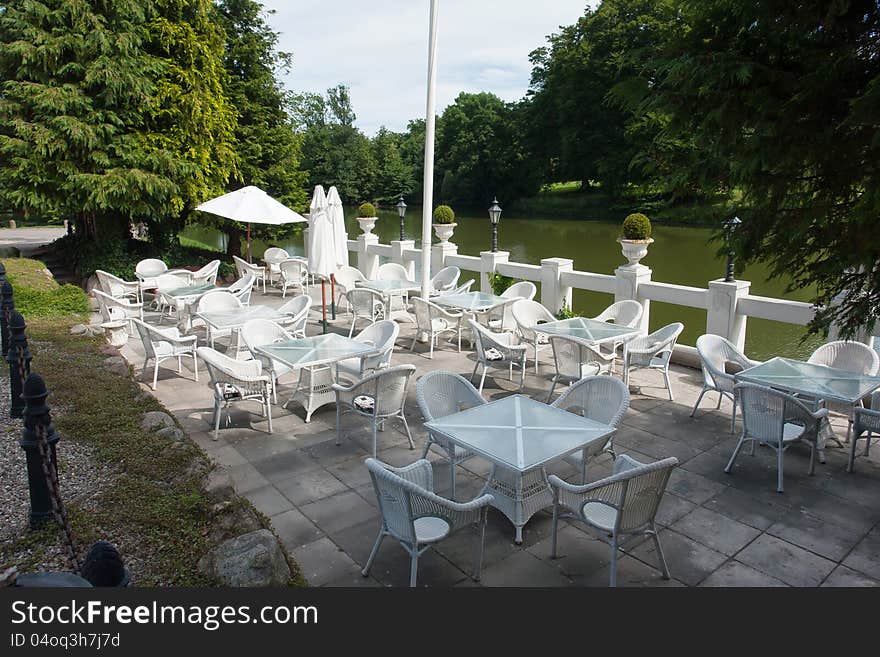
[116,282,880,587]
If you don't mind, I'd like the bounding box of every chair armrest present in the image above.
[380,459,434,490]
[414,492,495,533]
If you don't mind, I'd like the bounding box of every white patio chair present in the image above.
[725,383,827,493]
[468,319,527,394]
[263,247,290,286]
[622,322,684,400]
[332,364,416,457]
[345,288,386,337]
[592,300,644,327]
[451,279,475,294]
[410,296,464,358]
[377,262,412,282]
[337,320,399,381]
[191,290,241,348]
[488,281,536,332]
[333,265,366,314]
[549,455,679,587]
[849,392,880,472]
[362,458,493,587]
[227,273,255,306]
[428,266,460,295]
[416,371,485,497]
[197,346,272,440]
[691,334,759,432]
[92,289,143,333]
[134,258,167,284]
[551,375,630,483]
[512,299,556,373]
[279,259,309,298]
[132,318,198,390]
[240,319,295,404]
[277,295,311,338]
[233,255,267,294]
[95,270,141,302]
[154,272,191,322]
[189,259,220,286]
[547,334,615,402]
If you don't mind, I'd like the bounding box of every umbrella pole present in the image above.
[321,279,328,334]
[330,274,337,320]
[246,223,252,263]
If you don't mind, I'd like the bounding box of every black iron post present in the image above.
[488,197,502,253]
[1,279,14,358]
[723,215,742,283]
[7,311,31,418]
[19,373,59,528]
[396,197,407,241]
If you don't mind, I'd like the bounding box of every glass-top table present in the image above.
[162,282,216,300]
[357,279,415,294]
[538,317,640,345]
[425,394,615,542]
[197,305,288,331]
[254,333,376,422]
[433,291,509,313]
[736,357,880,404]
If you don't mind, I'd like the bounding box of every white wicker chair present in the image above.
[691,334,759,432]
[377,262,412,282]
[551,376,630,483]
[191,290,241,347]
[428,266,460,295]
[95,270,141,302]
[227,273,255,306]
[279,259,309,298]
[362,458,493,587]
[512,299,556,373]
[346,288,386,337]
[233,255,267,294]
[488,281,536,332]
[416,371,485,497]
[332,364,416,457]
[135,258,168,284]
[277,295,311,337]
[333,265,366,313]
[189,260,220,287]
[154,273,192,322]
[549,455,678,587]
[240,319,295,404]
[337,320,399,381]
[547,334,615,402]
[622,322,684,400]
[468,319,527,394]
[725,383,828,493]
[849,391,880,473]
[410,297,464,358]
[198,346,273,439]
[263,247,290,286]
[592,300,644,327]
[451,279,475,294]
[92,289,143,333]
[133,318,198,390]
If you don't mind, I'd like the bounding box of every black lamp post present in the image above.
[723,215,742,282]
[396,196,407,241]
[488,197,502,252]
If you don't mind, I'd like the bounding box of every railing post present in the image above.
[7,310,31,418]
[432,240,457,277]
[480,250,509,293]
[707,278,751,351]
[614,264,652,333]
[357,233,379,278]
[19,373,60,528]
[540,258,573,315]
[1,279,14,358]
[391,239,416,280]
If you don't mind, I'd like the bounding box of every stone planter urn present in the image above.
[617,237,654,267]
[102,320,129,348]
[356,217,377,234]
[433,222,457,244]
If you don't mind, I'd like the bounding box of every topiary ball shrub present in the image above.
[357,202,377,218]
[432,205,455,225]
[622,213,652,240]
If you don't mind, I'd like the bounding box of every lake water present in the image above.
[181,208,822,360]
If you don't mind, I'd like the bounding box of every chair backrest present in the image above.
[349,364,416,417]
[377,262,410,281]
[695,333,751,390]
[240,319,293,356]
[228,274,255,305]
[233,255,262,278]
[411,296,447,333]
[196,290,241,313]
[346,288,384,317]
[197,345,266,396]
[416,371,486,421]
[135,258,167,280]
[278,294,311,322]
[354,320,399,371]
[365,458,431,544]
[736,382,815,444]
[431,266,460,293]
[451,279,475,294]
[467,318,515,363]
[551,375,630,427]
[501,281,536,301]
[263,247,290,264]
[594,300,643,328]
[155,273,188,292]
[602,456,678,532]
[512,299,555,340]
[549,334,606,381]
[191,260,220,286]
[808,340,879,376]
[280,259,308,282]
[132,319,158,359]
[334,265,366,291]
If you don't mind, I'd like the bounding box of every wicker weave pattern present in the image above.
[233,255,267,293]
[468,319,527,393]
[691,334,758,431]
[93,289,144,330]
[592,300,643,328]
[333,265,366,311]
[279,259,309,298]
[410,296,464,357]
[198,346,272,439]
[190,260,220,287]
[850,392,880,472]
[488,282,536,332]
[623,322,684,400]
[338,320,399,380]
[96,270,141,301]
[228,274,256,306]
[808,340,880,375]
[277,295,310,337]
[512,299,555,372]
[429,266,461,295]
[547,334,615,402]
[240,319,295,402]
[346,288,386,337]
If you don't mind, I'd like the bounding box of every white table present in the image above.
[196,305,290,354]
[425,394,615,543]
[254,333,374,422]
[538,316,640,345]
[357,279,415,322]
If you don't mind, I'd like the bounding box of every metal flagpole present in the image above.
[420,0,439,301]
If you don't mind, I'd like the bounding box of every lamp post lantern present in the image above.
[488,197,502,252]
[396,196,407,241]
[723,215,742,282]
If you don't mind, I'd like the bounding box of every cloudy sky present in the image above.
[261,0,591,135]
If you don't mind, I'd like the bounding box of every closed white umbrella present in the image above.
[195,185,306,262]
[307,186,335,331]
[326,186,349,268]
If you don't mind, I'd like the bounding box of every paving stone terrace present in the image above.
[118,285,880,587]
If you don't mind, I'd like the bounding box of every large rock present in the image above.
[156,426,185,442]
[198,529,290,587]
[70,324,89,336]
[102,356,129,377]
[141,411,175,432]
[202,467,235,501]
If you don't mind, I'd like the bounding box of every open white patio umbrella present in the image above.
[307,186,336,331]
[325,186,349,318]
[195,185,306,262]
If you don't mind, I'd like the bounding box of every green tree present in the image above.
[371,128,414,204]
[300,124,376,203]
[399,118,426,203]
[635,0,880,337]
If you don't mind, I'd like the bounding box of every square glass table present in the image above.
[538,317,640,345]
[197,305,288,332]
[254,333,375,422]
[357,279,416,321]
[736,357,880,404]
[433,291,509,313]
[425,394,615,543]
[162,282,216,300]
